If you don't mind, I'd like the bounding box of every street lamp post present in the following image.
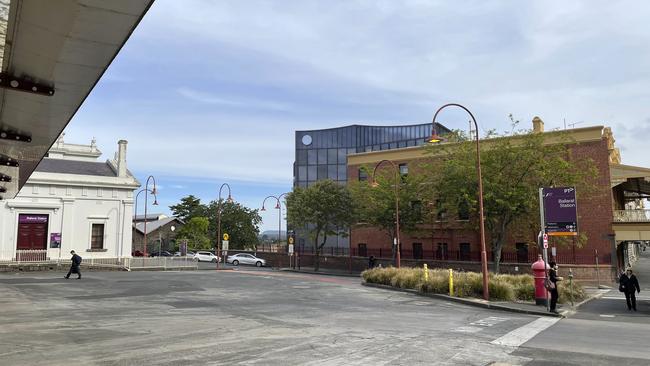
[430,103,489,300]
[134,175,158,257]
[261,195,281,263]
[371,160,402,268]
[217,183,233,269]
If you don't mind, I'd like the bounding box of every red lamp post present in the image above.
[430,103,489,300]
[371,159,402,268]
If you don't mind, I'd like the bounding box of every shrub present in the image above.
[558,280,586,304]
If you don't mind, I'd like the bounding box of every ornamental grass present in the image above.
[362,267,586,303]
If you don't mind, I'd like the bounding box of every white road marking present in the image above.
[453,326,483,333]
[471,316,510,327]
[599,314,616,318]
[491,317,560,348]
[602,296,650,300]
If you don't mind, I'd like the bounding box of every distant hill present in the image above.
[259,230,287,241]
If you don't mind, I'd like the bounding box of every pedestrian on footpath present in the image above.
[64,250,82,279]
[619,268,641,311]
[368,255,376,269]
[548,261,563,314]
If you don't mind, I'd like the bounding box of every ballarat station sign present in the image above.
[542,187,578,236]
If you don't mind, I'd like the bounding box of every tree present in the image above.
[349,166,429,260]
[176,217,211,250]
[205,200,262,250]
[424,124,598,272]
[169,195,207,223]
[286,180,356,271]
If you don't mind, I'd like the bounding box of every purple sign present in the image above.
[50,233,61,248]
[19,214,48,224]
[543,187,578,236]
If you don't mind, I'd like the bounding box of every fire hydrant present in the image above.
[531,255,549,306]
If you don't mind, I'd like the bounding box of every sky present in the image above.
[62,0,650,231]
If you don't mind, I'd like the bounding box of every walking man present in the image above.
[548,261,563,314]
[64,250,82,279]
[620,268,641,311]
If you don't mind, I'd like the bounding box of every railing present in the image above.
[124,256,198,270]
[613,209,650,222]
[12,250,48,263]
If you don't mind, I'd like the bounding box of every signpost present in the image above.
[222,233,229,261]
[287,230,296,268]
[539,186,579,311]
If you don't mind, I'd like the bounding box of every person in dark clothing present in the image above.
[368,255,376,269]
[65,250,82,279]
[619,268,641,311]
[548,261,563,314]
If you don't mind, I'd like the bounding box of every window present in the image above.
[358,168,368,181]
[337,148,347,164]
[328,165,338,180]
[516,243,529,263]
[411,201,423,222]
[337,165,347,181]
[318,149,327,164]
[460,243,471,261]
[458,199,470,221]
[437,243,448,260]
[298,166,307,181]
[328,149,338,164]
[317,165,328,179]
[307,166,317,181]
[91,224,105,250]
[412,243,423,260]
[307,150,317,165]
[358,243,367,257]
[399,163,408,176]
[436,199,447,221]
[296,150,307,164]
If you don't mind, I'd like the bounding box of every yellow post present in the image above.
[423,264,429,281]
[449,268,454,297]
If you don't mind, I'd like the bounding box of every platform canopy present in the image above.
[611,163,650,198]
[0,0,153,199]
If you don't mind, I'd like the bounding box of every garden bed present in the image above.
[362,267,585,304]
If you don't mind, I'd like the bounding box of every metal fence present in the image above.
[0,252,198,270]
[0,249,50,263]
[124,256,198,270]
[290,246,611,265]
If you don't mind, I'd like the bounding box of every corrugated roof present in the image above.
[134,217,183,235]
[34,159,117,177]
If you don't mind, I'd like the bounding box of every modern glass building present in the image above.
[293,123,449,248]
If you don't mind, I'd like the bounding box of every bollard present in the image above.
[423,264,429,282]
[569,268,574,307]
[449,268,454,297]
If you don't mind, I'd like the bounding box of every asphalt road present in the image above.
[1,267,649,365]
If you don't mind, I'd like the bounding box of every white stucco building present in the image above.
[0,136,140,261]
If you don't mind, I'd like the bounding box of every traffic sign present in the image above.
[543,233,549,249]
[223,233,229,241]
[288,244,294,254]
[222,240,229,251]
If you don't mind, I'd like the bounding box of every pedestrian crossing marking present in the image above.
[491,317,560,348]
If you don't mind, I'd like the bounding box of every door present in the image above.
[516,243,529,263]
[16,214,48,250]
[460,243,471,261]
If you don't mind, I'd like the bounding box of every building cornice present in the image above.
[26,171,141,190]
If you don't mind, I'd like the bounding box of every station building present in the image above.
[347,118,650,277]
[0,137,140,262]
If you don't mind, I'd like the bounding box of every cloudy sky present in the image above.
[63,0,650,231]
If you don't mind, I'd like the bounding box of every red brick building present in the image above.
[347,119,650,280]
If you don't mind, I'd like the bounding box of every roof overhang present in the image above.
[0,0,153,199]
[610,163,650,196]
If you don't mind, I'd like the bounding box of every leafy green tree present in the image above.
[176,217,211,250]
[169,195,207,222]
[286,180,356,271]
[205,200,262,250]
[349,166,429,260]
[424,125,598,272]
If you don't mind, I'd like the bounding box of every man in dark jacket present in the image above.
[64,250,82,279]
[548,261,563,314]
[620,268,641,311]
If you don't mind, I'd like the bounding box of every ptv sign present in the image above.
[542,187,578,236]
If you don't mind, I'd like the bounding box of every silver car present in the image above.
[227,253,266,267]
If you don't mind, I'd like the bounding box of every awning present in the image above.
[0,0,153,199]
[610,164,650,195]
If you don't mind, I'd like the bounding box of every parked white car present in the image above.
[194,251,221,263]
[227,253,266,267]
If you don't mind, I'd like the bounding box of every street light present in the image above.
[370,160,402,268]
[261,195,282,251]
[217,183,233,268]
[430,103,489,300]
[134,175,158,257]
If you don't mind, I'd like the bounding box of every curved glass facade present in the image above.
[292,123,449,249]
[294,123,449,187]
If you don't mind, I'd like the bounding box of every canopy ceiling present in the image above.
[0,0,153,199]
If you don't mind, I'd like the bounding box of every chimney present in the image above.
[532,116,544,133]
[117,140,128,177]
